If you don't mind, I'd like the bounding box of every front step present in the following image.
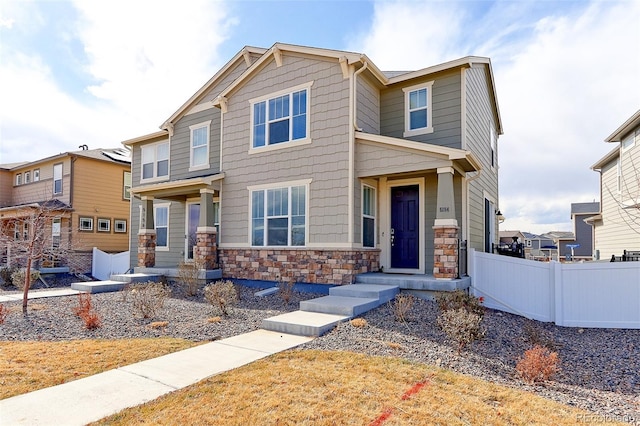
[110,273,162,284]
[329,284,399,304]
[300,295,379,317]
[71,280,126,293]
[262,311,349,337]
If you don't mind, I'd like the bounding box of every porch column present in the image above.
[137,196,156,267]
[194,189,217,269]
[433,167,459,279]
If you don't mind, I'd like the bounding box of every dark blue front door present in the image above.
[391,185,419,269]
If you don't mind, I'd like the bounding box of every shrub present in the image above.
[436,289,485,318]
[150,321,169,329]
[0,304,7,324]
[350,318,368,328]
[72,293,101,329]
[126,281,170,319]
[177,260,203,297]
[516,345,560,384]
[390,293,415,322]
[204,280,238,316]
[278,277,295,305]
[436,307,485,354]
[522,319,556,350]
[11,268,41,290]
[82,310,102,330]
[0,267,17,286]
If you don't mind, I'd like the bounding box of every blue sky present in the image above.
[1,0,639,234]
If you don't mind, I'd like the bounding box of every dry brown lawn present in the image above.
[1,340,619,425]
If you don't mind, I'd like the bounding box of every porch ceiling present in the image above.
[355,132,481,178]
[131,173,224,200]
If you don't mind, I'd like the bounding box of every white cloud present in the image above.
[350,0,640,233]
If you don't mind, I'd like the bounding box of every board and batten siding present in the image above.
[464,64,499,252]
[380,70,462,149]
[220,54,351,246]
[170,109,222,180]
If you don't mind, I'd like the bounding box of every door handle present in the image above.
[390,228,395,247]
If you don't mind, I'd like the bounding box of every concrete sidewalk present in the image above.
[0,329,314,425]
[0,288,82,303]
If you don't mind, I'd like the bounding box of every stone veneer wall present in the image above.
[219,248,380,285]
[433,225,459,279]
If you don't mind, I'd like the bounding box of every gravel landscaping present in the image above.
[1,281,639,424]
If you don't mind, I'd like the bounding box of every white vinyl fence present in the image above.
[469,248,640,329]
[92,247,130,281]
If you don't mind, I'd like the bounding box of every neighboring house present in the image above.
[554,202,599,261]
[498,230,525,247]
[124,43,503,285]
[521,232,557,261]
[591,110,640,259]
[0,147,131,273]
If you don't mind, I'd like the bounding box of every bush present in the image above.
[126,281,170,319]
[516,345,560,384]
[436,307,485,354]
[278,277,295,305]
[350,318,368,328]
[11,268,41,290]
[177,261,203,297]
[204,280,238,316]
[435,290,485,318]
[390,293,415,322]
[0,267,17,286]
[72,293,101,330]
[0,304,7,324]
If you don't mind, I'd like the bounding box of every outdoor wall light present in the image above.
[496,210,505,223]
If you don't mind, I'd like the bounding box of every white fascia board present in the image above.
[605,109,640,142]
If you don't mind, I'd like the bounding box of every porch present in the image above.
[355,272,470,299]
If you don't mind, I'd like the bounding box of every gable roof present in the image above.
[1,148,130,171]
[605,109,640,142]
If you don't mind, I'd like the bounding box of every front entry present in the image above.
[390,185,419,269]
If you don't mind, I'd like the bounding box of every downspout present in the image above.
[348,61,368,244]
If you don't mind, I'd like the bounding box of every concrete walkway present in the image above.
[0,288,82,303]
[0,329,313,425]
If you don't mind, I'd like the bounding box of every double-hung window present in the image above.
[251,83,311,149]
[362,185,376,247]
[53,163,63,194]
[141,142,169,181]
[251,183,307,246]
[15,173,22,186]
[154,204,170,249]
[403,81,434,137]
[33,169,40,182]
[24,171,31,184]
[189,121,211,170]
[123,172,132,200]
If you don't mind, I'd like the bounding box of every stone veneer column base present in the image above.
[137,232,156,267]
[433,225,459,279]
[218,248,380,285]
[194,231,218,270]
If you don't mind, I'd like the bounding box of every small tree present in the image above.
[0,199,75,314]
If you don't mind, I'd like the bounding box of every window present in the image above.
[98,218,111,232]
[617,157,622,193]
[79,217,94,232]
[53,163,63,194]
[622,129,639,151]
[52,218,61,248]
[114,219,127,233]
[141,142,169,181]
[189,121,211,170]
[362,185,376,247]
[15,173,22,186]
[251,184,306,246]
[403,81,434,137]
[24,171,31,184]
[490,126,497,168]
[123,172,132,200]
[154,204,169,249]
[33,169,40,182]
[251,83,310,149]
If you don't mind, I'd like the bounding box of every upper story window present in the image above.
[250,82,312,150]
[621,129,639,151]
[490,126,497,169]
[15,173,22,186]
[250,181,308,247]
[53,163,63,194]
[24,171,31,184]
[362,185,376,248]
[189,120,211,170]
[141,142,169,182]
[403,81,434,137]
[123,172,132,200]
[33,169,40,182]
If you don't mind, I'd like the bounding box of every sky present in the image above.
[1,0,639,234]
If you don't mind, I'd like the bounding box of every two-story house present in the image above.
[591,109,640,259]
[124,43,502,286]
[0,147,131,273]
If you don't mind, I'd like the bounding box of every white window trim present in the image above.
[189,120,211,171]
[53,163,63,195]
[247,179,311,247]
[249,81,313,152]
[97,218,111,233]
[403,81,434,137]
[140,141,170,183]
[490,125,497,171]
[33,169,40,182]
[114,219,127,233]
[24,171,31,184]
[15,173,22,186]
[621,129,638,152]
[154,203,171,251]
[79,217,94,232]
[362,183,376,248]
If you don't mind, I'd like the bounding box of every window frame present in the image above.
[53,163,63,195]
[24,171,31,184]
[490,125,497,170]
[33,169,40,182]
[97,218,111,233]
[189,120,211,171]
[248,179,310,247]
[15,173,22,186]
[141,141,170,183]
[362,184,376,248]
[123,171,132,200]
[52,217,61,248]
[114,219,127,233]
[249,82,313,152]
[402,81,434,137]
[79,217,94,232]
[154,203,170,251]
